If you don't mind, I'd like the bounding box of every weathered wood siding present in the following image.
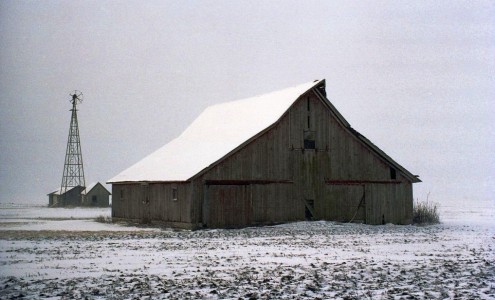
[321,185,365,222]
[58,186,84,207]
[191,89,414,227]
[205,185,252,228]
[48,194,57,206]
[112,182,193,226]
[201,183,301,228]
[365,179,413,225]
[83,184,110,207]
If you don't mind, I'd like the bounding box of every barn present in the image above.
[108,79,420,228]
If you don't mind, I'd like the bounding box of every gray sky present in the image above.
[1,1,494,206]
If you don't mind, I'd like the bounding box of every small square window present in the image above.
[172,188,178,201]
[304,131,316,150]
[304,139,315,150]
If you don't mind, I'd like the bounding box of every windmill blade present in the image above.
[69,90,84,103]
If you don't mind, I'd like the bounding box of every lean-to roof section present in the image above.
[108,80,323,183]
[312,89,421,183]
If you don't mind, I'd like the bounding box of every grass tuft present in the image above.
[95,215,112,223]
[413,200,440,224]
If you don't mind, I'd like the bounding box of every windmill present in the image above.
[59,90,86,205]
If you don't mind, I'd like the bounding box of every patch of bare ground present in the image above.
[1,222,494,299]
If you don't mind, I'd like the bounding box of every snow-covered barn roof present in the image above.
[108,79,420,184]
[108,80,323,183]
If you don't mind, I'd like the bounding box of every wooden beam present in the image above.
[325,179,402,185]
[205,179,293,186]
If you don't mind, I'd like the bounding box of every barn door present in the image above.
[324,184,366,223]
[301,151,317,200]
[206,185,252,228]
[298,149,321,220]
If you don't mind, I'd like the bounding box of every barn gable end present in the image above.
[109,79,420,228]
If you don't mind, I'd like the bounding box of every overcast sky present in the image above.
[1,1,494,207]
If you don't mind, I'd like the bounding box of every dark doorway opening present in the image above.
[390,167,397,180]
[304,199,315,220]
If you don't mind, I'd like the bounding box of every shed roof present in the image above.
[47,186,80,196]
[108,79,420,184]
[81,182,111,195]
[108,80,323,183]
[48,187,63,196]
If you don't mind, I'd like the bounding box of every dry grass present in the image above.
[94,215,112,224]
[413,200,440,224]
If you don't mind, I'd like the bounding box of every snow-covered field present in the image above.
[0,201,494,299]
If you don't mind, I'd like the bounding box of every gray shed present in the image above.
[108,79,420,228]
[47,186,85,207]
[81,182,111,207]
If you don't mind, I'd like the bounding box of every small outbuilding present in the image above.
[48,186,85,207]
[108,79,421,228]
[48,182,110,207]
[48,188,60,207]
[81,182,111,207]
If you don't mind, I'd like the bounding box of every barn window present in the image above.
[92,195,97,203]
[120,189,124,199]
[390,167,397,180]
[307,115,311,129]
[304,130,316,150]
[172,188,178,201]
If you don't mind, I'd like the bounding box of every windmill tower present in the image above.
[59,90,86,205]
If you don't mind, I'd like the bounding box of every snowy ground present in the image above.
[0,202,494,299]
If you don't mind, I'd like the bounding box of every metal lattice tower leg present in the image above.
[60,91,85,205]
